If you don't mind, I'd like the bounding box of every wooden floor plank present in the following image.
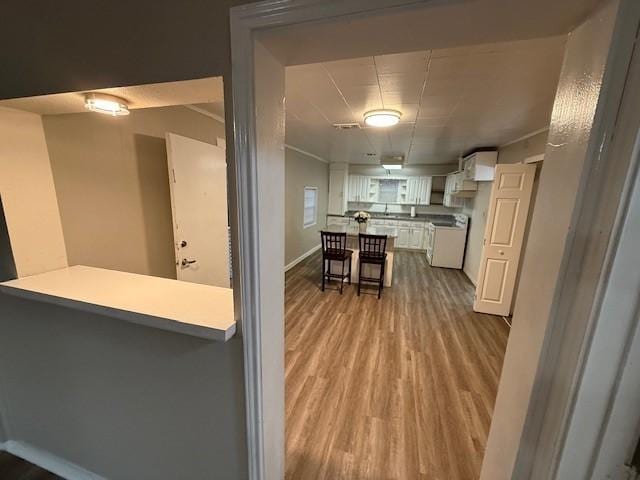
[285,250,509,480]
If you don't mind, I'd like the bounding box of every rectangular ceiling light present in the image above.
[381,154,404,170]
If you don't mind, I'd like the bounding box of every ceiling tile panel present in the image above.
[283,35,566,163]
[374,51,429,74]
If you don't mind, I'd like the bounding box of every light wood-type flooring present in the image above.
[285,250,509,480]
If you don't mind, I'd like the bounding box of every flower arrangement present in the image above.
[353,211,371,224]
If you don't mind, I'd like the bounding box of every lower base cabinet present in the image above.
[396,225,424,250]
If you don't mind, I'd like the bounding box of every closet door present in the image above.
[474,163,536,315]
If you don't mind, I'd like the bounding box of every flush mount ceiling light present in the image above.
[84,93,130,116]
[363,109,402,128]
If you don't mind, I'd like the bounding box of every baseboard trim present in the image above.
[285,244,322,272]
[0,440,105,480]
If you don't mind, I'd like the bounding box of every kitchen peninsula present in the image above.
[324,224,396,287]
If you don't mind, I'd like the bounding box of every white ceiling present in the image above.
[285,36,567,164]
[0,77,224,115]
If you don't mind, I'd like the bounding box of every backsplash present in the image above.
[347,202,460,215]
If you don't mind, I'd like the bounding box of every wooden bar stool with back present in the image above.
[358,233,388,299]
[320,231,353,294]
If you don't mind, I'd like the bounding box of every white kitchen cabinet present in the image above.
[444,172,476,207]
[463,151,497,181]
[405,176,432,205]
[328,163,349,214]
[408,226,424,249]
[396,221,425,250]
[452,172,477,193]
[444,174,464,208]
[347,175,372,203]
[396,227,410,248]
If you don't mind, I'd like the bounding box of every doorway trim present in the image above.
[229,1,640,479]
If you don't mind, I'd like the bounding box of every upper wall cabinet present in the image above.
[405,177,432,205]
[347,175,373,203]
[463,151,498,181]
[346,175,434,205]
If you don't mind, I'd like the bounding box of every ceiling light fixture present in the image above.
[363,109,402,127]
[381,154,404,171]
[84,93,130,116]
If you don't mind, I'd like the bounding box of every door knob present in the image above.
[499,250,505,255]
[181,258,197,266]
[180,240,188,248]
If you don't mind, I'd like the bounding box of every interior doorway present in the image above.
[230,1,640,479]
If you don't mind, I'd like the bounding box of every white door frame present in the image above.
[229,1,640,479]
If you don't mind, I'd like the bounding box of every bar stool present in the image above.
[320,231,353,294]
[357,233,387,299]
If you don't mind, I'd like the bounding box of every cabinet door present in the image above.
[409,227,424,249]
[396,227,410,248]
[347,175,360,202]
[406,177,419,204]
[360,176,371,203]
[417,176,432,205]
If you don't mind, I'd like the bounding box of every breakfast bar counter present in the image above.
[324,225,396,287]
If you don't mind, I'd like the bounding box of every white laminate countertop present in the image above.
[0,266,236,341]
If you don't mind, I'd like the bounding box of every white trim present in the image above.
[183,104,226,124]
[0,440,105,480]
[284,144,328,163]
[285,244,322,272]
[524,154,545,164]
[499,127,550,148]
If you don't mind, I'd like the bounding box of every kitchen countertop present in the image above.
[0,266,236,341]
[324,224,398,238]
[331,212,457,226]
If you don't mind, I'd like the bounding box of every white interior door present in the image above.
[166,132,230,288]
[474,163,536,315]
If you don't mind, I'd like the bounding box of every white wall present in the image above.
[461,181,492,285]
[480,2,619,479]
[0,107,68,278]
[285,149,328,265]
[0,294,247,479]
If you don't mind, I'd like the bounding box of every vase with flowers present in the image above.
[353,210,371,234]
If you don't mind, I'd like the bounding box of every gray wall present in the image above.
[480,1,618,478]
[0,295,247,479]
[285,149,328,265]
[42,106,225,279]
[0,1,256,477]
[462,131,548,285]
